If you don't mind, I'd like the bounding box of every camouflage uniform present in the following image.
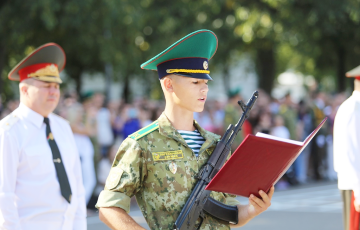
[96,113,240,229]
[278,104,297,140]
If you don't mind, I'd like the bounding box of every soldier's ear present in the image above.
[163,76,174,92]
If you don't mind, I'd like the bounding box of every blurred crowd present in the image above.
[0,87,348,208]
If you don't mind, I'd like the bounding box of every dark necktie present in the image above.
[44,117,72,203]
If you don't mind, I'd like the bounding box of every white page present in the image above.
[255,132,304,146]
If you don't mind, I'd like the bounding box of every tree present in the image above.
[2,0,360,104]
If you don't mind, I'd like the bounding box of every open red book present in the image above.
[205,118,327,197]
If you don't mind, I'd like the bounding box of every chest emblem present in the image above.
[152,150,184,161]
[169,162,177,174]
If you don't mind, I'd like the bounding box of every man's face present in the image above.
[93,93,105,108]
[26,79,60,116]
[171,75,209,112]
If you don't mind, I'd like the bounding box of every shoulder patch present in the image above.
[0,113,20,132]
[129,120,159,140]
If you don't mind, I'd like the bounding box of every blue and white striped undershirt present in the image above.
[178,130,206,157]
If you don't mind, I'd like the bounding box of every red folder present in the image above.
[205,118,327,197]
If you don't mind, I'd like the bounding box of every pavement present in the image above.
[87,181,343,230]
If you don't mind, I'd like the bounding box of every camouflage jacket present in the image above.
[96,113,240,230]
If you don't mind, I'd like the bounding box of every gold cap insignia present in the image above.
[203,61,208,70]
[28,64,60,78]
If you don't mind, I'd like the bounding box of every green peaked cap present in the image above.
[141,29,218,70]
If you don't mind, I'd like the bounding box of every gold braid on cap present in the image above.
[28,64,60,78]
[166,69,210,74]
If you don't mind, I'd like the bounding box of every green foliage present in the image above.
[1,0,360,103]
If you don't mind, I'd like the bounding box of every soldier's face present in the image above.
[25,79,60,116]
[171,76,209,112]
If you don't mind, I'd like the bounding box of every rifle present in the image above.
[173,91,259,230]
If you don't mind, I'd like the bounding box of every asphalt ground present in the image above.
[87,181,343,230]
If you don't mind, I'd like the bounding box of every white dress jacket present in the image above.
[334,91,360,199]
[0,103,86,230]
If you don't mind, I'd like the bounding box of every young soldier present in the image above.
[96,30,274,229]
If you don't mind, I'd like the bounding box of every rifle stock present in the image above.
[173,91,259,230]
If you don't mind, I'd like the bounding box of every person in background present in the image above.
[309,90,327,180]
[138,108,153,128]
[212,99,225,135]
[278,93,300,186]
[294,100,312,184]
[334,65,360,230]
[121,105,141,139]
[67,103,97,206]
[278,92,297,140]
[271,115,290,139]
[93,93,114,158]
[111,101,126,140]
[96,139,121,196]
[253,111,272,135]
[0,99,20,119]
[0,43,86,229]
[270,114,292,190]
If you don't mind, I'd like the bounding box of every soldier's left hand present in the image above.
[231,186,275,228]
[247,186,275,218]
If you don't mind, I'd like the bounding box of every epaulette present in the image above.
[129,120,159,140]
[0,113,19,132]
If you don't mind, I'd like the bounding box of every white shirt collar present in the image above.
[17,103,45,129]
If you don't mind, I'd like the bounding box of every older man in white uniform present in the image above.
[0,43,86,229]
[334,65,360,230]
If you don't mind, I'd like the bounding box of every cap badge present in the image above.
[28,64,60,78]
[203,61,208,70]
[49,64,57,72]
[169,161,177,174]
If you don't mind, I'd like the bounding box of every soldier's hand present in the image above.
[354,198,360,212]
[231,186,275,228]
[247,186,274,218]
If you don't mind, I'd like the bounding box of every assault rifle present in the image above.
[174,91,259,230]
